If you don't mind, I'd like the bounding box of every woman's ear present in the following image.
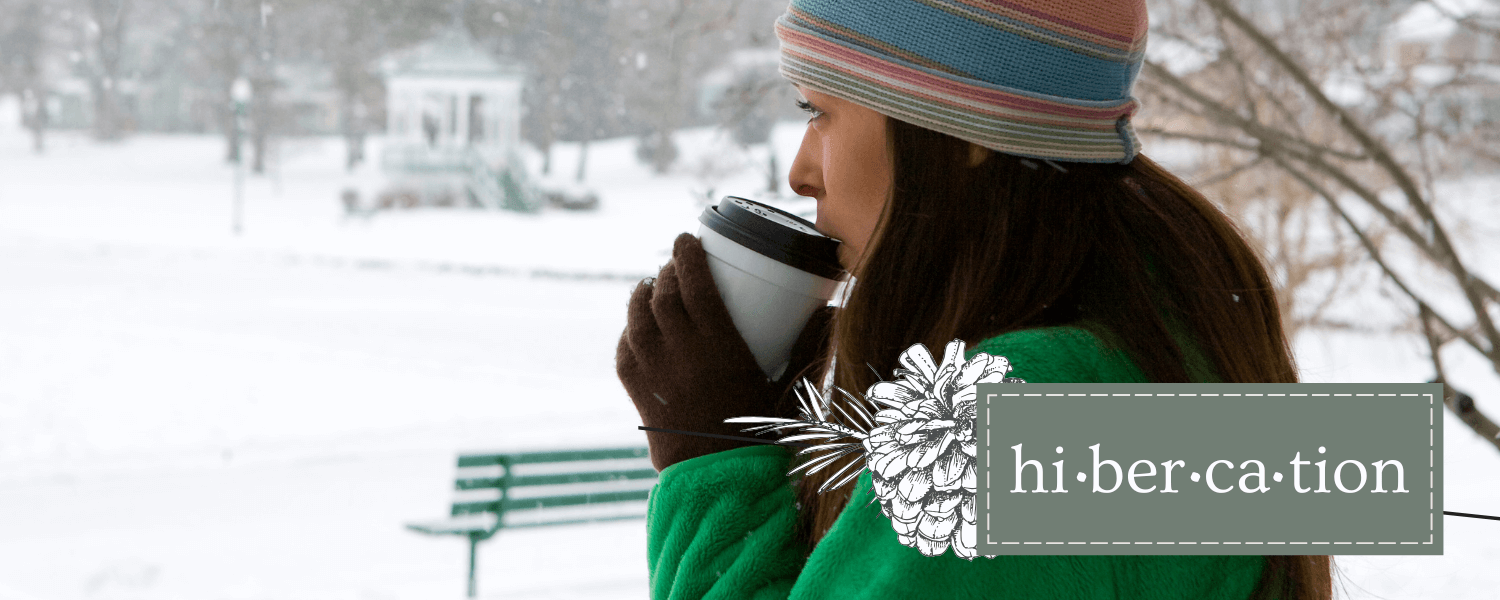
[967,143,990,167]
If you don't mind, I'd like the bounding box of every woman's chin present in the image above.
[836,249,857,274]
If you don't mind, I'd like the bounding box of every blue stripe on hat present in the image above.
[796,0,1136,102]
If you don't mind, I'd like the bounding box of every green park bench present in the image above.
[406,446,657,598]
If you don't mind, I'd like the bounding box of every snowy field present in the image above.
[0,120,1496,600]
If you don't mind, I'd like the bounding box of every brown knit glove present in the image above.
[616,233,836,472]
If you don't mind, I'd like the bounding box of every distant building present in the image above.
[34,61,352,136]
[378,23,538,212]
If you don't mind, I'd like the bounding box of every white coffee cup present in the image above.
[697,197,847,381]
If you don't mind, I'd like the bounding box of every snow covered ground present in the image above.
[0,123,1495,600]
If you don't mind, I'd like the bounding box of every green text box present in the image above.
[975,383,1442,555]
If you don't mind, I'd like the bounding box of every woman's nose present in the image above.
[788,126,823,198]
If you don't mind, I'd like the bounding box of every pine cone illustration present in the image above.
[728,339,1024,561]
[864,340,1023,559]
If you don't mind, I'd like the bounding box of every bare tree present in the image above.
[613,0,744,174]
[1140,0,1500,450]
[79,0,132,141]
[246,0,276,174]
[184,0,257,163]
[711,50,794,195]
[325,0,383,172]
[0,0,57,152]
[526,0,576,177]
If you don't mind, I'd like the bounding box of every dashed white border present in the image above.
[981,391,1436,548]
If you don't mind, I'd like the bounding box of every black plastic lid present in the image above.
[698,196,845,280]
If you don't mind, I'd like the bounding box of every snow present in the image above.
[1391,0,1500,43]
[1412,64,1459,86]
[1144,34,1223,77]
[0,122,1496,600]
[1321,72,1373,107]
[1392,2,1462,43]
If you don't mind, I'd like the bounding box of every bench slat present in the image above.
[451,489,652,516]
[406,519,495,536]
[456,468,658,490]
[412,446,655,598]
[457,447,650,467]
[455,477,503,490]
[452,500,501,516]
[502,513,646,529]
[504,489,651,511]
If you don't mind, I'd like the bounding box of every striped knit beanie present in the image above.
[776,0,1149,164]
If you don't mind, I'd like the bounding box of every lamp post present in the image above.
[231,77,252,236]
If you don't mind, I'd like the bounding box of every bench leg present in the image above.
[467,532,479,599]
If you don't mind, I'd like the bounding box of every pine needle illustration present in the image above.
[727,377,884,495]
[728,339,1026,560]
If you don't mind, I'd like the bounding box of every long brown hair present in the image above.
[787,117,1332,599]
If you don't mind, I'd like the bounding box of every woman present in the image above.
[615,0,1335,598]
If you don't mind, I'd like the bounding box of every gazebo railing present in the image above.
[380,143,541,213]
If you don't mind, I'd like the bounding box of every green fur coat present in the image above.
[643,325,1265,600]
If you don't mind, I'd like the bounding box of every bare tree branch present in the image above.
[1270,153,1488,356]
[1193,155,1267,187]
[1272,153,1500,446]
[1200,0,1500,356]
[1422,0,1500,41]
[1143,57,1500,365]
[1424,306,1500,451]
[1142,61,1442,263]
[1137,126,1259,151]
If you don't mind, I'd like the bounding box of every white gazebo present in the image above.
[380,24,538,211]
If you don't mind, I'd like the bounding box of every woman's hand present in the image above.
[617,233,834,472]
